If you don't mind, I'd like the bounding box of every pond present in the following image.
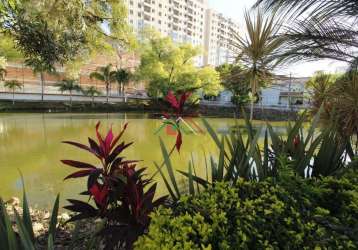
[0,113,288,208]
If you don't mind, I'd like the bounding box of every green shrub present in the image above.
[135,174,358,249]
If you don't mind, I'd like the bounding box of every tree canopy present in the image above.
[0,0,135,69]
[137,32,222,98]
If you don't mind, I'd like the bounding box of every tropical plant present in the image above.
[82,86,102,106]
[113,68,132,97]
[306,70,358,148]
[25,59,55,102]
[61,122,166,249]
[90,64,116,103]
[156,110,356,202]
[231,10,286,120]
[4,79,22,105]
[55,79,82,106]
[254,0,358,66]
[0,177,59,250]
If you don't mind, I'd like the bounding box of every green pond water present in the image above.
[0,113,288,209]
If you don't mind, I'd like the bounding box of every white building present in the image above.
[214,76,311,108]
[124,0,238,66]
[204,9,239,66]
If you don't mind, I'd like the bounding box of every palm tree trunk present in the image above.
[106,83,109,103]
[92,96,95,107]
[40,72,45,102]
[250,100,254,120]
[12,89,15,105]
[70,90,72,106]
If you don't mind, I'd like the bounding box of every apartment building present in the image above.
[124,0,238,66]
[204,9,239,66]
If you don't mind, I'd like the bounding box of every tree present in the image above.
[90,64,116,103]
[137,32,222,98]
[0,0,134,69]
[82,86,102,106]
[25,59,55,102]
[113,68,132,97]
[216,63,251,109]
[55,79,82,106]
[231,10,286,120]
[254,0,358,66]
[4,79,22,105]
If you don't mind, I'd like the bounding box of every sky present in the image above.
[208,0,349,77]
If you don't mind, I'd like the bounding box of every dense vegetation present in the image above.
[135,173,358,249]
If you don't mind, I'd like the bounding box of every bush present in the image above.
[135,173,358,249]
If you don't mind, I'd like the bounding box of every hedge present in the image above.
[135,172,358,249]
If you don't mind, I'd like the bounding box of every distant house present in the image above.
[212,75,311,108]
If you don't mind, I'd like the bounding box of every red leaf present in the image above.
[165,91,179,110]
[179,92,191,112]
[95,122,106,153]
[90,184,109,207]
[175,131,182,152]
[61,160,97,169]
[62,141,92,153]
[64,169,95,180]
[110,123,128,150]
[107,142,134,164]
[104,126,114,154]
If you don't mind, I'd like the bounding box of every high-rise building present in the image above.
[204,9,239,66]
[124,0,238,67]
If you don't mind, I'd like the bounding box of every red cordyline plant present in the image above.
[161,90,192,152]
[61,122,167,250]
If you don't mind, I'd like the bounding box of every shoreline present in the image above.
[0,100,302,121]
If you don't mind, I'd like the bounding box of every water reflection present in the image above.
[0,113,288,208]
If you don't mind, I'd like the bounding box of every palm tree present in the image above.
[254,0,358,65]
[82,86,102,106]
[113,68,132,98]
[55,79,82,106]
[89,64,116,103]
[25,59,56,102]
[4,80,22,105]
[231,10,286,120]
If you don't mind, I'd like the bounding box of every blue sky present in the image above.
[207,0,348,77]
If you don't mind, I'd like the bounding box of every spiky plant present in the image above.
[231,10,286,120]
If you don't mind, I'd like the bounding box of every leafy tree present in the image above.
[231,10,286,120]
[216,63,251,109]
[0,34,23,61]
[82,86,102,106]
[113,68,132,97]
[4,79,22,105]
[254,0,358,66]
[55,79,82,106]
[90,64,116,103]
[0,0,134,69]
[137,32,222,98]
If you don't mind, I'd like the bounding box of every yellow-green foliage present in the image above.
[135,173,358,249]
